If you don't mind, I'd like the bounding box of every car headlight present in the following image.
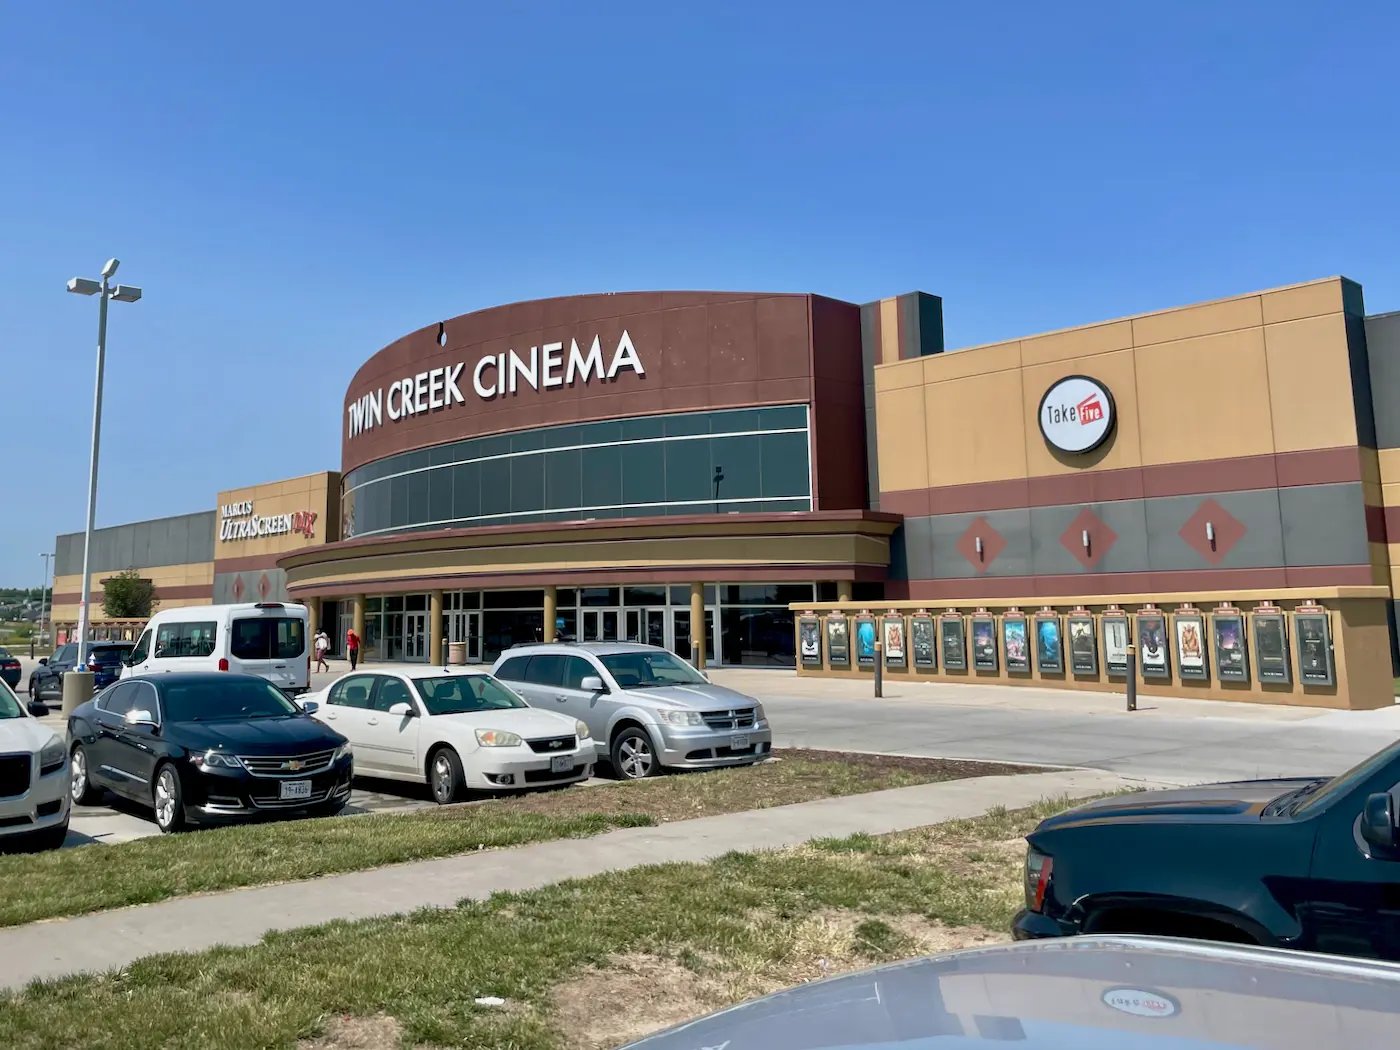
[751,703,767,725]
[657,708,704,727]
[38,738,66,775]
[334,741,353,762]
[191,750,242,770]
[475,728,523,747]
[574,719,592,741]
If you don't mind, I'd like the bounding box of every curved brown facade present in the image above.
[341,290,868,509]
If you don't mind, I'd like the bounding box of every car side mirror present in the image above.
[124,708,156,728]
[300,700,320,715]
[26,701,48,718]
[1362,793,1397,851]
[388,702,414,718]
[38,658,47,666]
[579,675,606,693]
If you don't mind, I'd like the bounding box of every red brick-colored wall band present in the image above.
[901,564,1376,601]
[287,563,887,599]
[880,446,1368,518]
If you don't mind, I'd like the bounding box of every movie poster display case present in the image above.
[882,613,908,671]
[1253,604,1291,684]
[911,613,936,671]
[798,615,822,669]
[1294,604,1334,687]
[1102,607,1131,678]
[1034,609,1063,674]
[1137,606,1171,679]
[1211,604,1249,682]
[940,612,967,671]
[1174,605,1209,681]
[970,611,998,672]
[826,614,851,670]
[1002,608,1030,673]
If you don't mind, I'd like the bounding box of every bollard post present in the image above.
[690,640,701,669]
[30,638,35,660]
[1125,644,1137,712]
[874,641,884,698]
[441,637,449,668]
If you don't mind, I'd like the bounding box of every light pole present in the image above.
[67,259,142,669]
[39,552,53,649]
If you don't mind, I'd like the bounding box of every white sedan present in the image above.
[302,666,593,803]
[0,679,70,850]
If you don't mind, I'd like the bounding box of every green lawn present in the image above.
[0,796,1081,1050]
[0,750,1031,928]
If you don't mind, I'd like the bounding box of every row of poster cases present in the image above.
[798,608,1335,687]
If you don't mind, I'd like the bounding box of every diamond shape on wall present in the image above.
[1180,498,1246,565]
[1059,507,1118,570]
[257,573,271,600]
[956,516,1006,575]
[231,575,246,601]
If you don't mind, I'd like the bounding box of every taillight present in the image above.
[218,658,229,672]
[1025,848,1053,913]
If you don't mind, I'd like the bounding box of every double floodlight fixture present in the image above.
[67,258,142,302]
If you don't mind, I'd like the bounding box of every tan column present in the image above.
[305,598,319,641]
[429,590,444,664]
[690,582,706,666]
[352,595,366,639]
[837,580,853,603]
[543,586,558,642]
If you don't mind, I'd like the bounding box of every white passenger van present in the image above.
[122,602,311,694]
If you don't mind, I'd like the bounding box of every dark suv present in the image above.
[1014,735,1400,961]
[30,642,134,703]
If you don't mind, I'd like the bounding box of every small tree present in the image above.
[102,570,156,619]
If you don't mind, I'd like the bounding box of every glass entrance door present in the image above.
[625,609,665,647]
[669,608,716,666]
[583,609,621,642]
[448,611,482,663]
[403,611,428,662]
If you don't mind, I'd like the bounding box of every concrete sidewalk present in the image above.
[0,767,1127,990]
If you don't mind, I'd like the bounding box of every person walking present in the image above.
[314,629,331,673]
[345,625,361,671]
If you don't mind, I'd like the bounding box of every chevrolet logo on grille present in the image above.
[548,740,564,750]
[283,759,304,771]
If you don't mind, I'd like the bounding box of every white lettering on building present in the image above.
[218,503,318,543]
[347,330,645,439]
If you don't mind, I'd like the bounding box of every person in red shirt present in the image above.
[345,627,361,670]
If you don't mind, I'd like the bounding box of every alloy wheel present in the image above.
[432,754,452,801]
[618,736,654,779]
[70,748,86,803]
[155,769,177,829]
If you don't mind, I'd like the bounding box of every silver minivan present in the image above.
[491,642,772,779]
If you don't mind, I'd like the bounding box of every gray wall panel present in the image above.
[918,508,1032,579]
[212,569,289,605]
[1028,502,1149,576]
[1366,312,1400,449]
[1279,482,1370,566]
[902,516,936,580]
[54,511,216,577]
[1145,490,1285,571]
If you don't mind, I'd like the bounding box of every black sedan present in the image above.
[30,641,133,701]
[1013,736,1400,961]
[0,648,19,690]
[68,672,352,833]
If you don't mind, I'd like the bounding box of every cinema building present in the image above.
[50,278,1400,707]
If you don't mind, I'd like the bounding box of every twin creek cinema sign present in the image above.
[346,330,645,439]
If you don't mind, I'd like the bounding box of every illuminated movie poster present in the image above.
[1068,616,1097,675]
[855,616,877,669]
[971,617,998,671]
[1294,613,1333,686]
[826,616,850,669]
[798,617,822,668]
[1102,616,1130,677]
[1138,614,1170,678]
[911,617,936,670]
[1175,614,1208,680]
[1212,614,1249,682]
[941,616,967,671]
[883,616,907,670]
[1035,616,1063,673]
[1003,617,1030,672]
[1254,613,1290,683]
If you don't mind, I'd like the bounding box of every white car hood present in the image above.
[431,706,579,739]
[0,717,60,754]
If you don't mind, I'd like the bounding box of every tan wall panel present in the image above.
[1135,327,1275,464]
[874,386,930,491]
[1263,313,1357,452]
[1131,294,1263,347]
[1260,279,1344,325]
[1378,448,1400,484]
[920,340,1021,382]
[873,357,924,392]
[1019,320,1133,367]
[215,472,338,559]
[879,297,900,364]
[923,370,1028,487]
[1021,349,1142,477]
[1382,483,1400,508]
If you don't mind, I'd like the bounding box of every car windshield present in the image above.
[599,650,708,688]
[1292,738,1400,815]
[0,681,22,720]
[162,678,300,723]
[413,674,526,715]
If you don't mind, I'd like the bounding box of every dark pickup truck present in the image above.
[1014,737,1400,961]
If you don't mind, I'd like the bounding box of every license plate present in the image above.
[731,734,750,750]
[279,779,312,800]
[550,755,574,774]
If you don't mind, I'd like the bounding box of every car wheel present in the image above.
[611,726,659,780]
[69,744,102,806]
[24,820,69,852]
[152,764,187,833]
[428,747,467,804]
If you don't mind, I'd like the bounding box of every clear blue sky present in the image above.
[2,1,1397,586]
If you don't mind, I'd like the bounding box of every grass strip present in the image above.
[0,796,1081,1050]
[0,750,1030,928]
